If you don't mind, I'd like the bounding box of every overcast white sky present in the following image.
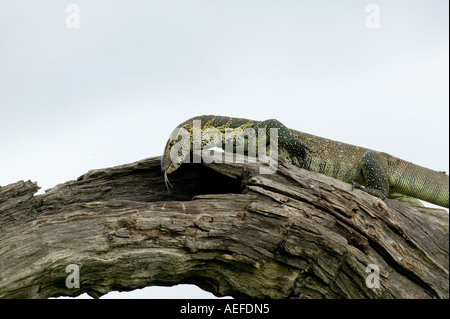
[1,0,448,299]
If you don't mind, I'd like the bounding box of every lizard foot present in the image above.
[351,181,387,200]
[351,181,364,191]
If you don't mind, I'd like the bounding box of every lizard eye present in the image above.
[169,140,175,147]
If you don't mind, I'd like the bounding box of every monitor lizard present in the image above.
[161,115,449,208]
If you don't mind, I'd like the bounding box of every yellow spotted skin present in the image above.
[162,115,449,209]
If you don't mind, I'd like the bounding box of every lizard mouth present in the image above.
[161,158,181,174]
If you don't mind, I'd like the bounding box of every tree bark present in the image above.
[0,154,448,299]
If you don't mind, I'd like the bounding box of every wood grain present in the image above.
[0,154,448,298]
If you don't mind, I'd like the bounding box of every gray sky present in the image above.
[1,0,448,298]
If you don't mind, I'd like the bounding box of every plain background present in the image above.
[0,0,448,298]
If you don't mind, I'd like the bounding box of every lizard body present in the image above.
[161,115,449,208]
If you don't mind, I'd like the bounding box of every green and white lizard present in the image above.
[161,115,449,209]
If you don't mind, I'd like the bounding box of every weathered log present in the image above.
[0,154,448,299]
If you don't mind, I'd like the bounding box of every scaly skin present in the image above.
[161,115,449,208]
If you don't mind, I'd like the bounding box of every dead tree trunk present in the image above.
[0,154,448,299]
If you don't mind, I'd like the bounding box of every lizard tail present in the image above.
[392,162,449,208]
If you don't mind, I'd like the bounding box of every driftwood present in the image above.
[0,153,448,299]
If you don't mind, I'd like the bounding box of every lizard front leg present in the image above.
[352,150,390,199]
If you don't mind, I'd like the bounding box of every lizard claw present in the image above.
[351,181,364,191]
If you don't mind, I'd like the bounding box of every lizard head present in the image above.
[161,125,192,191]
[161,137,180,174]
